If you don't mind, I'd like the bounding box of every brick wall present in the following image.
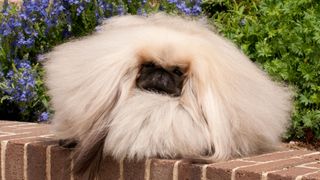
[0,120,319,180]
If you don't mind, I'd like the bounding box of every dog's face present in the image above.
[102,43,212,161]
[135,44,193,97]
[136,60,186,97]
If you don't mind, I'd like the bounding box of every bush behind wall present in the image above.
[202,0,320,143]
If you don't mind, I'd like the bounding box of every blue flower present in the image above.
[19,12,28,20]
[0,22,12,36]
[24,26,33,35]
[105,3,113,12]
[240,18,246,26]
[8,17,22,28]
[41,0,50,8]
[168,0,178,3]
[19,62,32,69]
[166,0,202,16]
[6,70,14,78]
[137,8,143,15]
[39,112,49,121]
[37,54,46,62]
[69,0,80,5]
[117,6,125,15]
[76,5,84,16]
[2,11,9,16]
[18,90,28,102]
[58,5,65,11]
[191,6,201,15]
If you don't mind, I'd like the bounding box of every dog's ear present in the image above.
[44,22,139,177]
[188,34,292,160]
[44,39,138,177]
[45,50,131,138]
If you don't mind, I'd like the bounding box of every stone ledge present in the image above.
[0,120,319,180]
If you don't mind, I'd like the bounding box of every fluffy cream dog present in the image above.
[44,14,292,177]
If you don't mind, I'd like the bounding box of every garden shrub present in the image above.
[202,0,320,143]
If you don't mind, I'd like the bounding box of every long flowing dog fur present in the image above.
[44,14,292,177]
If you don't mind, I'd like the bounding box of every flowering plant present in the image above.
[0,0,202,122]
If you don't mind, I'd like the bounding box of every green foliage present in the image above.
[202,0,320,142]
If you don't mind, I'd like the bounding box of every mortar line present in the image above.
[1,141,8,180]
[295,170,320,180]
[70,159,74,180]
[5,123,39,128]
[119,158,124,180]
[241,150,294,161]
[144,159,152,180]
[46,145,54,180]
[173,160,181,180]
[201,164,208,180]
[296,161,320,169]
[261,168,285,180]
[23,142,31,180]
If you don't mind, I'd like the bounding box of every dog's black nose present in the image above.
[136,66,182,97]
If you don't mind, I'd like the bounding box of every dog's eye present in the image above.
[143,62,155,68]
[173,67,183,76]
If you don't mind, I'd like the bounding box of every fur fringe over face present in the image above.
[44,13,292,177]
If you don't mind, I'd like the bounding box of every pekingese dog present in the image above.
[44,14,292,177]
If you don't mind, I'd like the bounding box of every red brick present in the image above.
[72,155,121,180]
[8,137,55,144]
[150,159,176,180]
[97,156,121,180]
[0,125,50,134]
[304,162,320,169]
[0,132,12,136]
[50,145,72,180]
[26,141,58,180]
[0,122,37,128]
[0,142,3,180]
[235,153,320,180]
[207,160,256,180]
[267,167,318,180]
[0,131,52,142]
[0,120,11,124]
[0,121,21,127]
[123,159,146,180]
[5,141,25,180]
[0,134,33,141]
[178,162,203,180]
[244,150,313,162]
[302,172,320,180]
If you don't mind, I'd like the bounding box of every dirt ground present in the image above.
[284,141,320,151]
